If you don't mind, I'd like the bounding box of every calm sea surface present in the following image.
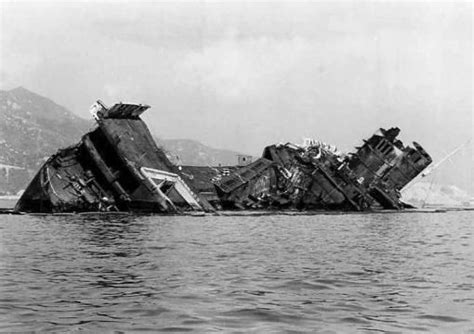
[0,211,473,333]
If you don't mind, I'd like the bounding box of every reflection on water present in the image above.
[0,212,473,332]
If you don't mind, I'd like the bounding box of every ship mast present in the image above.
[402,139,471,191]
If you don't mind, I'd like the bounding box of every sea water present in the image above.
[0,211,473,333]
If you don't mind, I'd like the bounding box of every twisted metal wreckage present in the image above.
[15,101,432,214]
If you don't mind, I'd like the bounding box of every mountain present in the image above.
[0,87,244,194]
[0,87,93,194]
[0,87,92,170]
[156,138,245,167]
[401,182,472,207]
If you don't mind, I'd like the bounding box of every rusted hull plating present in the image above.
[15,101,213,213]
[15,101,432,213]
[207,127,432,211]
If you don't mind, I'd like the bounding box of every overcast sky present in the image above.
[1,1,472,191]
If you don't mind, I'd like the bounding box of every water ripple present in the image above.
[0,211,473,332]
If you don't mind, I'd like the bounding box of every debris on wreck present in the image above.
[182,128,432,211]
[15,101,214,214]
[15,100,432,214]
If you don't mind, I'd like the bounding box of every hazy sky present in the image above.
[1,1,472,191]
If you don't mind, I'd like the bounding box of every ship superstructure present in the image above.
[16,101,432,213]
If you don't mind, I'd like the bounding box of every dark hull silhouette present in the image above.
[16,101,432,213]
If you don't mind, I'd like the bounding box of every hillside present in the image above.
[156,138,245,167]
[401,182,472,207]
[0,87,93,170]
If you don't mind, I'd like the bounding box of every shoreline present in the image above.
[1,206,473,216]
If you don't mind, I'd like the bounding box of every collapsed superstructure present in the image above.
[15,101,432,213]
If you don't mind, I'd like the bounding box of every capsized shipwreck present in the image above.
[15,101,214,213]
[15,101,432,213]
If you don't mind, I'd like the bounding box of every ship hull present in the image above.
[16,101,432,214]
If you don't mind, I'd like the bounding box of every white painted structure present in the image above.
[140,167,202,211]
